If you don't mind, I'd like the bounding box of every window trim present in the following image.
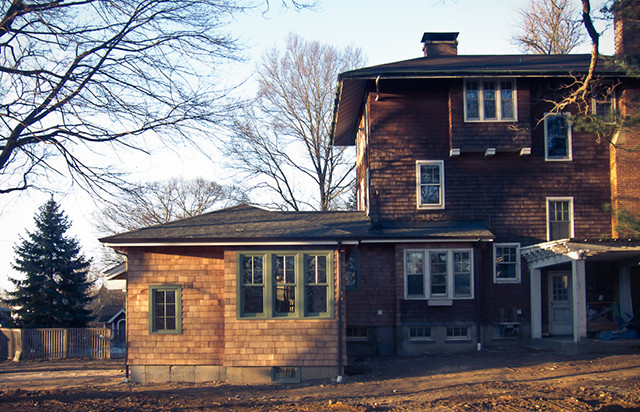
[236,250,334,319]
[544,113,573,161]
[546,197,575,241]
[446,326,471,341]
[408,326,433,342]
[463,78,518,122]
[149,285,182,334]
[404,249,474,300]
[416,160,445,210]
[493,243,521,284]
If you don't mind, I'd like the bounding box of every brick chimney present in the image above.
[421,32,458,57]
[614,0,640,58]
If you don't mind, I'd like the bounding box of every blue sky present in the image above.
[0,0,615,291]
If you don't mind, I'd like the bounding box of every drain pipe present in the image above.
[336,241,344,383]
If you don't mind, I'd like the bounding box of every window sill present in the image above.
[428,299,453,306]
[494,279,521,284]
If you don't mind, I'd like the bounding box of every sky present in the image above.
[0,0,615,292]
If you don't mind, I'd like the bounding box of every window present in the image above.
[446,326,470,341]
[547,198,574,241]
[404,249,473,300]
[149,285,182,334]
[464,79,516,121]
[592,87,616,122]
[237,251,333,319]
[272,367,300,383]
[346,326,368,340]
[344,249,360,290]
[409,327,433,341]
[544,114,572,161]
[494,243,521,283]
[416,160,444,209]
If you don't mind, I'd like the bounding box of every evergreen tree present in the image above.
[4,199,94,328]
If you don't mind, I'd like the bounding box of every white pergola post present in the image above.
[530,268,542,339]
[571,259,587,342]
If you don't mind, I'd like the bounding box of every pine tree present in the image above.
[4,199,94,328]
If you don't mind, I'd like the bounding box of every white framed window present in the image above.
[409,327,433,342]
[494,243,521,284]
[416,160,444,209]
[544,113,572,161]
[446,326,470,341]
[592,87,616,122]
[404,249,473,300]
[346,326,368,341]
[546,197,574,241]
[464,78,517,121]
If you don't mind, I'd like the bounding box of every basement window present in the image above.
[272,367,300,383]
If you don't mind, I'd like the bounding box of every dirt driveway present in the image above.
[1,348,639,411]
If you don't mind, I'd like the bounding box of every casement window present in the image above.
[547,197,574,241]
[446,326,470,341]
[409,327,433,342]
[404,249,473,300]
[464,79,517,121]
[544,113,572,161]
[494,243,521,284]
[416,160,445,209]
[149,285,182,334]
[237,251,333,319]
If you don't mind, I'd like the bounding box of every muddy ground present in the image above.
[1,347,640,411]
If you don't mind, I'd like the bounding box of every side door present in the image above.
[549,272,573,335]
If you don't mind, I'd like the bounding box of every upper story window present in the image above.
[592,91,616,122]
[404,249,473,300]
[547,197,574,241]
[464,79,517,121]
[544,114,572,161]
[416,160,444,210]
[238,251,334,319]
[494,243,521,284]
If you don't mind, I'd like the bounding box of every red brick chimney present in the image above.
[614,0,640,58]
[421,32,458,57]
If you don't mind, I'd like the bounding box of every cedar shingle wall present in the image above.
[222,250,341,368]
[366,78,613,243]
[126,247,225,366]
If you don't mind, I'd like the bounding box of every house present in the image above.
[101,4,640,384]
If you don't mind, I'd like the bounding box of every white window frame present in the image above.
[464,78,517,122]
[493,243,521,284]
[544,113,573,161]
[404,249,474,300]
[416,160,445,210]
[408,326,433,342]
[446,326,470,341]
[592,87,616,123]
[546,197,574,241]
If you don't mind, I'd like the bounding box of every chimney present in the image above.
[614,0,640,59]
[421,32,459,57]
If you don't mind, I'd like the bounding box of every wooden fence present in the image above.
[0,328,112,360]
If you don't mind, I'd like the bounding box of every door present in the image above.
[549,272,572,335]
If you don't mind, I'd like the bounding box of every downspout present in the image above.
[116,250,130,383]
[475,240,483,351]
[336,241,344,382]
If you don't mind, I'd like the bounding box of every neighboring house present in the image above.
[101,6,640,384]
[97,304,126,342]
[104,262,127,292]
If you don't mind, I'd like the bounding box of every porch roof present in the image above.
[521,238,640,267]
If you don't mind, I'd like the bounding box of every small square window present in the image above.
[346,326,368,341]
[446,326,470,341]
[272,367,300,383]
[409,327,433,341]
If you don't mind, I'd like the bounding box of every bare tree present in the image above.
[0,0,316,196]
[513,0,587,54]
[226,34,366,211]
[96,177,248,234]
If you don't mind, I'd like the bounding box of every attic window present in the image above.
[464,79,517,122]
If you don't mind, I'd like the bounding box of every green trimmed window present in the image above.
[238,251,334,319]
[149,285,182,334]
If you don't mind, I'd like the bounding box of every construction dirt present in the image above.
[1,347,639,411]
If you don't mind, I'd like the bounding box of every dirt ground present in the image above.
[1,347,640,411]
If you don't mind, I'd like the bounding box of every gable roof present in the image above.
[332,54,625,145]
[100,204,493,246]
[97,305,125,324]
